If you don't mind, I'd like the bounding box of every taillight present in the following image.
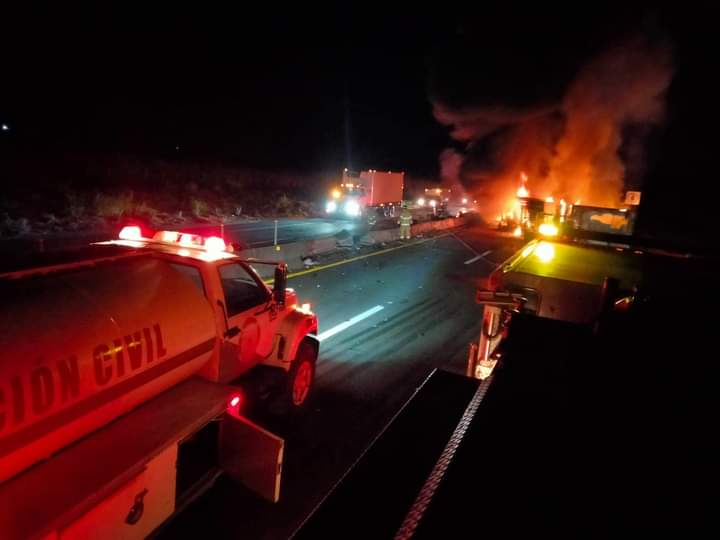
[228,393,242,413]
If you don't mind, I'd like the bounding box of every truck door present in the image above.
[217,262,280,378]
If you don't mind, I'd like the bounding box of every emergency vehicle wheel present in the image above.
[284,340,317,409]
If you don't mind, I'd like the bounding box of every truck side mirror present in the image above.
[273,263,288,306]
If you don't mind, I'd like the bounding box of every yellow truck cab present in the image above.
[489,238,643,324]
[488,205,643,325]
[0,226,318,539]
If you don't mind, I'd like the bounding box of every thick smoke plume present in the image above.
[434,35,673,217]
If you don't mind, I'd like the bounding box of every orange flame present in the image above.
[559,199,568,217]
[517,185,529,198]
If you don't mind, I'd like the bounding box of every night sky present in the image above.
[0,6,453,175]
[0,4,717,239]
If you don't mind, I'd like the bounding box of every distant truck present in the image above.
[0,226,319,539]
[325,169,404,218]
[415,187,476,219]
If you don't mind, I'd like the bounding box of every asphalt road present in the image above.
[159,226,520,540]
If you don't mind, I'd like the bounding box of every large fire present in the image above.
[433,37,673,223]
[498,171,583,232]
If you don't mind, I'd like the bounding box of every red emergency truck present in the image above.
[0,226,319,539]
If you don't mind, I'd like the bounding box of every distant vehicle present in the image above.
[416,187,476,219]
[566,205,636,236]
[0,226,319,539]
[325,169,404,218]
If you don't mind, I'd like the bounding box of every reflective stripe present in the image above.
[0,338,215,458]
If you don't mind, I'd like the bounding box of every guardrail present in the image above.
[238,216,468,278]
[0,216,468,275]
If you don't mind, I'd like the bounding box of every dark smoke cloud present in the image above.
[432,32,674,217]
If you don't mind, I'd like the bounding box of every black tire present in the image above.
[281,339,317,411]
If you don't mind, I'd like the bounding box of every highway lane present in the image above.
[160,227,520,540]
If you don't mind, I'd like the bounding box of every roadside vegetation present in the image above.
[0,154,327,238]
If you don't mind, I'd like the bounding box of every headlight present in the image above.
[429,200,437,207]
[344,200,360,216]
[417,197,425,206]
[326,201,337,213]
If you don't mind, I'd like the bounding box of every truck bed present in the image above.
[0,377,234,540]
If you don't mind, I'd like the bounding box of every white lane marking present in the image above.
[317,305,385,342]
[465,249,495,264]
[452,233,479,256]
[464,250,492,265]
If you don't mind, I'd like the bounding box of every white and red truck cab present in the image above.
[325,169,404,218]
[0,226,319,539]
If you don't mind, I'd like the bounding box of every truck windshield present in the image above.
[343,186,367,197]
[218,263,269,316]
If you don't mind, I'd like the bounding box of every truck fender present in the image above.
[264,309,318,371]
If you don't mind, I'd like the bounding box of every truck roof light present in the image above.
[149,230,228,254]
[180,233,203,247]
[157,230,180,242]
[119,226,142,240]
[204,236,226,253]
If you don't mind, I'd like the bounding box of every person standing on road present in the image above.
[398,204,413,240]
